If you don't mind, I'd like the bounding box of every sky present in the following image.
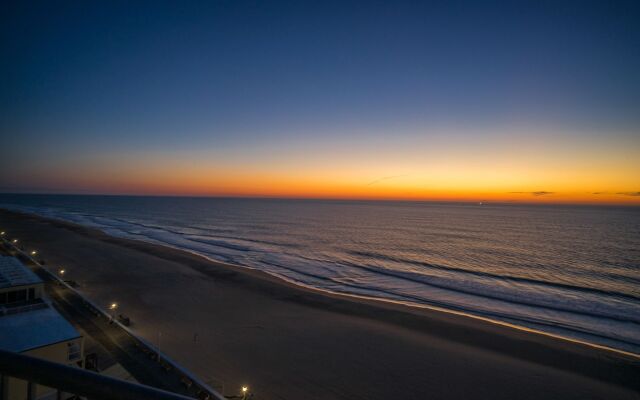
[1,0,639,204]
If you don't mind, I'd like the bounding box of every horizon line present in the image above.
[1,191,639,208]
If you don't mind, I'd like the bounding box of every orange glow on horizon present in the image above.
[15,168,639,205]
[5,127,639,205]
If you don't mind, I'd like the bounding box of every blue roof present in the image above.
[0,305,81,352]
[0,256,42,289]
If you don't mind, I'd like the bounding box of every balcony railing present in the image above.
[0,349,197,400]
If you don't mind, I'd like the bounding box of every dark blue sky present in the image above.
[1,0,639,197]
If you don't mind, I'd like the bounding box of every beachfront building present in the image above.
[0,256,84,400]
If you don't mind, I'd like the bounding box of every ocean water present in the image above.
[1,194,639,354]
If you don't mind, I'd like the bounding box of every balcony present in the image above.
[0,349,206,400]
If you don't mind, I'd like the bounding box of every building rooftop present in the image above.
[0,256,42,289]
[0,305,81,353]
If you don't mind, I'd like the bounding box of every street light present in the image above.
[109,302,118,322]
[0,231,5,236]
[241,386,249,399]
[12,239,18,243]
[59,269,66,276]
[31,250,37,256]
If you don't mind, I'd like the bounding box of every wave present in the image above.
[254,257,640,349]
[347,250,640,303]
[337,260,640,324]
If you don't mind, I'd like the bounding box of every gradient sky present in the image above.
[1,0,639,204]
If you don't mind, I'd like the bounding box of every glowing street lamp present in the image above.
[109,302,118,322]
[241,386,249,399]
[0,231,5,236]
[12,239,18,244]
[59,269,66,276]
[31,250,37,256]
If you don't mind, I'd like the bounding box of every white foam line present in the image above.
[99,231,640,360]
[4,208,640,360]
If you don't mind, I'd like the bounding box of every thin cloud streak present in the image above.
[366,174,410,186]
[509,191,555,196]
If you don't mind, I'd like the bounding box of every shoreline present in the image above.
[1,208,639,399]
[130,230,640,360]
[3,207,638,359]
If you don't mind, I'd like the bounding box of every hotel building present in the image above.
[0,256,83,400]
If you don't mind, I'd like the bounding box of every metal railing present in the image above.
[0,348,195,400]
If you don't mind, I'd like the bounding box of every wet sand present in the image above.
[1,209,638,399]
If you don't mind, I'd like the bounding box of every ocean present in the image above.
[1,194,638,354]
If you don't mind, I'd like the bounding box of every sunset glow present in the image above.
[1,2,638,205]
[4,126,638,204]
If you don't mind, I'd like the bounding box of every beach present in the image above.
[1,209,638,400]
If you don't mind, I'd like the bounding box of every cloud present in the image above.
[366,174,409,186]
[509,191,555,196]
[592,191,640,196]
[531,191,554,196]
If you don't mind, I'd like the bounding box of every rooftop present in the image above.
[0,304,81,353]
[0,256,42,289]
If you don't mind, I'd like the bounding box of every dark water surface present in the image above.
[1,194,639,353]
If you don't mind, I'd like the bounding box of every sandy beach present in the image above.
[1,209,638,400]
